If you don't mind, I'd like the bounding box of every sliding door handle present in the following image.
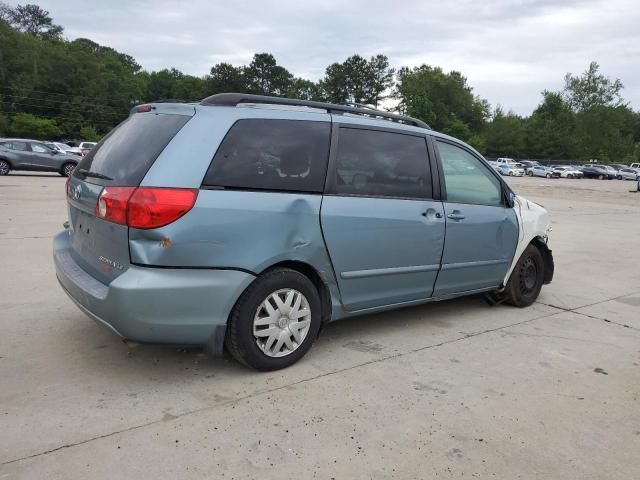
[447,211,465,220]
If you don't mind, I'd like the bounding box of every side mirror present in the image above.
[504,189,516,208]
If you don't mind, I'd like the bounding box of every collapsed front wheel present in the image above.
[504,244,545,307]
[225,268,322,371]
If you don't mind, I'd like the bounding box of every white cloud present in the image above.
[38,0,640,115]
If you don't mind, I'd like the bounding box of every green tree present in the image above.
[395,65,489,140]
[79,125,100,141]
[0,2,62,39]
[0,110,8,135]
[206,62,246,94]
[244,53,292,96]
[562,61,625,112]
[321,54,394,106]
[524,91,578,160]
[9,112,61,138]
[367,54,395,106]
[483,107,526,157]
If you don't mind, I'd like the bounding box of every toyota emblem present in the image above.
[72,184,81,200]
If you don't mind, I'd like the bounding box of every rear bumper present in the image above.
[53,231,255,346]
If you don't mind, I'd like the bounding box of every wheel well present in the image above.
[262,261,332,326]
[0,157,12,166]
[530,237,554,284]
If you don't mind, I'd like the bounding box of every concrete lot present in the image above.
[1,173,639,479]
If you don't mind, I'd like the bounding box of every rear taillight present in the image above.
[95,187,197,229]
[96,187,136,225]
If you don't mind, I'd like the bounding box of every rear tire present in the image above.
[528,171,533,177]
[617,175,623,180]
[61,162,76,177]
[225,268,322,371]
[546,173,551,178]
[598,174,604,180]
[0,159,10,175]
[567,174,573,179]
[504,244,545,308]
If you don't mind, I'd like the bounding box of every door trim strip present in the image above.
[341,264,440,279]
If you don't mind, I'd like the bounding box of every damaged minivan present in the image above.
[53,93,554,370]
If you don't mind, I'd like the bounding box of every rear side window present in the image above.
[203,119,330,193]
[2,141,28,151]
[74,113,190,185]
[329,127,432,199]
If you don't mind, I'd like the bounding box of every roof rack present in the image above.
[200,93,431,130]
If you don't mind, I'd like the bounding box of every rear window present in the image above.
[202,119,330,193]
[74,113,190,185]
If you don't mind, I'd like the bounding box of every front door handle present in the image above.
[447,211,465,220]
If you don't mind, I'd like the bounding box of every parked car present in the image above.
[631,163,640,169]
[495,157,515,166]
[498,162,526,176]
[581,165,615,179]
[79,141,97,156]
[599,165,618,177]
[487,160,501,172]
[518,160,541,174]
[0,138,80,176]
[53,94,554,371]
[616,168,640,180]
[609,163,628,171]
[45,142,82,157]
[528,165,558,178]
[552,166,583,178]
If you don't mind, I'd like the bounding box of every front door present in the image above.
[321,125,445,311]
[432,139,518,296]
[28,142,58,170]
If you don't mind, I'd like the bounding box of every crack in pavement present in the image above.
[4,291,637,466]
[1,306,564,467]
[536,290,640,332]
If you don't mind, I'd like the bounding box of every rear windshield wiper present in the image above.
[77,169,113,181]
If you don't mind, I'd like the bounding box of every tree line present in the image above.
[1,2,638,162]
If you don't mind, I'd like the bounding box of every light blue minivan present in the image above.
[53,94,554,370]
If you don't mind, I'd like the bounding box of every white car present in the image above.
[499,162,525,176]
[552,166,583,178]
[616,168,640,180]
[45,142,82,157]
[630,163,640,169]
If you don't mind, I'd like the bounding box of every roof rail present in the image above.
[200,93,431,130]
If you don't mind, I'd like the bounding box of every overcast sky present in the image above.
[38,0,640,115]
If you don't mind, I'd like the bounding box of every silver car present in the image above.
[616,168,640,180]
[528,165,557,178]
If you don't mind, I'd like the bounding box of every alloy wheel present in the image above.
[63,164,76,177]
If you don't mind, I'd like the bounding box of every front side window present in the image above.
[437,141,502,206]
[203,119,330,193]
[31,143,51,153]
[330,127,432,199]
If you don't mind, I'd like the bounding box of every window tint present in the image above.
[437,141,502,206]
[74,113,190,185]
[31,143,51,153]
[331,128,431,199]
[4,141,28,151]
[203,119,330,193]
